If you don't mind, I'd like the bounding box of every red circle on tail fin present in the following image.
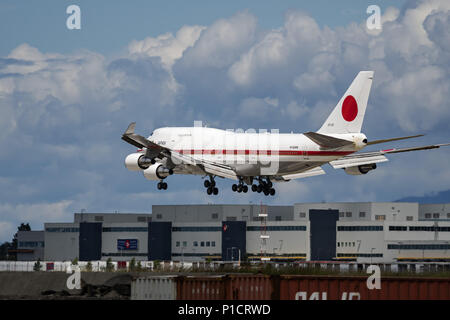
[341,95,358,122]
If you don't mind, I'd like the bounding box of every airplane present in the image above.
[122,71,450,196]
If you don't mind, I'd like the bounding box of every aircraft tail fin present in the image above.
[318,71,373,134]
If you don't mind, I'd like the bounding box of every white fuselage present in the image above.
[147,127,366,177]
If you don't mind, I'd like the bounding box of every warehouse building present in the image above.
[16,203,450,263]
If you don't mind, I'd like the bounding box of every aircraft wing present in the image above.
[274,166,326,181]
[121,122,169,159]
[329,143,450,169]
[170,151,239,180]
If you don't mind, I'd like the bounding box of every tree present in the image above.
[0,242,13,260]
[106,258,114,272]
[33,259,42,272]
[129,258,136,271]
[6,223,32,261]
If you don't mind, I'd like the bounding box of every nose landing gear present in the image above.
[157,180,168,190]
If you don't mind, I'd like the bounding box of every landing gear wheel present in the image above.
[162,182,168,190]
[204,180,211,188]
[213,187,219,195]
[207,187,213,195]
[157,182,162,190]
[251,184,258,192]
[242,185,248,193]
[264,189,270,196]
[232,184,238,192]
[257,185,263,193]
[237,185,242,193]
[270,188,275,196]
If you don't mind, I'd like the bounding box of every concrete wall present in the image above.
[44,223,79,261]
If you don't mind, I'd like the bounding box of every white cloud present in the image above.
[128,25,205,69]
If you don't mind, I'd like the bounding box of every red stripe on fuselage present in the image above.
[174,149,353,156]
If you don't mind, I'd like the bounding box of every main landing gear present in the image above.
[251,177,275,196]
[231,180,248,193]
[157,180,168,190]
[204,176,219,195]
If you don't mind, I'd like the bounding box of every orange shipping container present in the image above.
[226,274,273,300]
[177,276,226,300]
[176,274,274,300]
[279,275,450,300]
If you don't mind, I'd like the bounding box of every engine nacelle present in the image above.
[143,164,174,180]
[124,153,154,171]
[344,163,377,175]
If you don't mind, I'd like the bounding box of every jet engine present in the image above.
[344,163,377,175]
[143,164,174,180]
[124,153,154,171]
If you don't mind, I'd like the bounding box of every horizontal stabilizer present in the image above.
[381,143,450,154]
[304,132,353,149]
[367,134,424,146]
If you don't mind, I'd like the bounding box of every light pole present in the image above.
[370,248,375,264]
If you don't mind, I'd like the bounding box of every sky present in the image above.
[0,0,449,241]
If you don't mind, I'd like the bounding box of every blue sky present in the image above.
[1,0,407,56]
[0,0,449,241]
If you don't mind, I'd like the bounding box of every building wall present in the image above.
[17,231,45,261]
[101,223,149,261]
[44,223,79,261]
[246,221,310,260]
[171,222,222,262]
[419,204,450,220]
[32,203,450,263]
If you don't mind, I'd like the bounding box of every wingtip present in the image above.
[124,122,136,135]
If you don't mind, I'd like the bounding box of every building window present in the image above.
[337,242,340,247]
[206,241,210,247]
[425,213,431,219]
[339,212,344,218]
[433,213,440,219]
[94,216,104,222]
[359,212,366,218]
[346,212,352,217]
[299,212,306,218]
[137,217,147,222]
[275,216,282,221]
[375,215,386,221]
[389,226,407,231]
[211,213,218,219]
[338,226,383,231]
[182,241,187,247]
[176,241,180,247]
[227,216,237,221]
[156,214,162,219]
[212,241,216,247]
[406,216,413,221]
[193,241,198,247]
[201,241,205,247]
[447,213,450,219]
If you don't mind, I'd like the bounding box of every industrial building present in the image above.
[16,202,450,264]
